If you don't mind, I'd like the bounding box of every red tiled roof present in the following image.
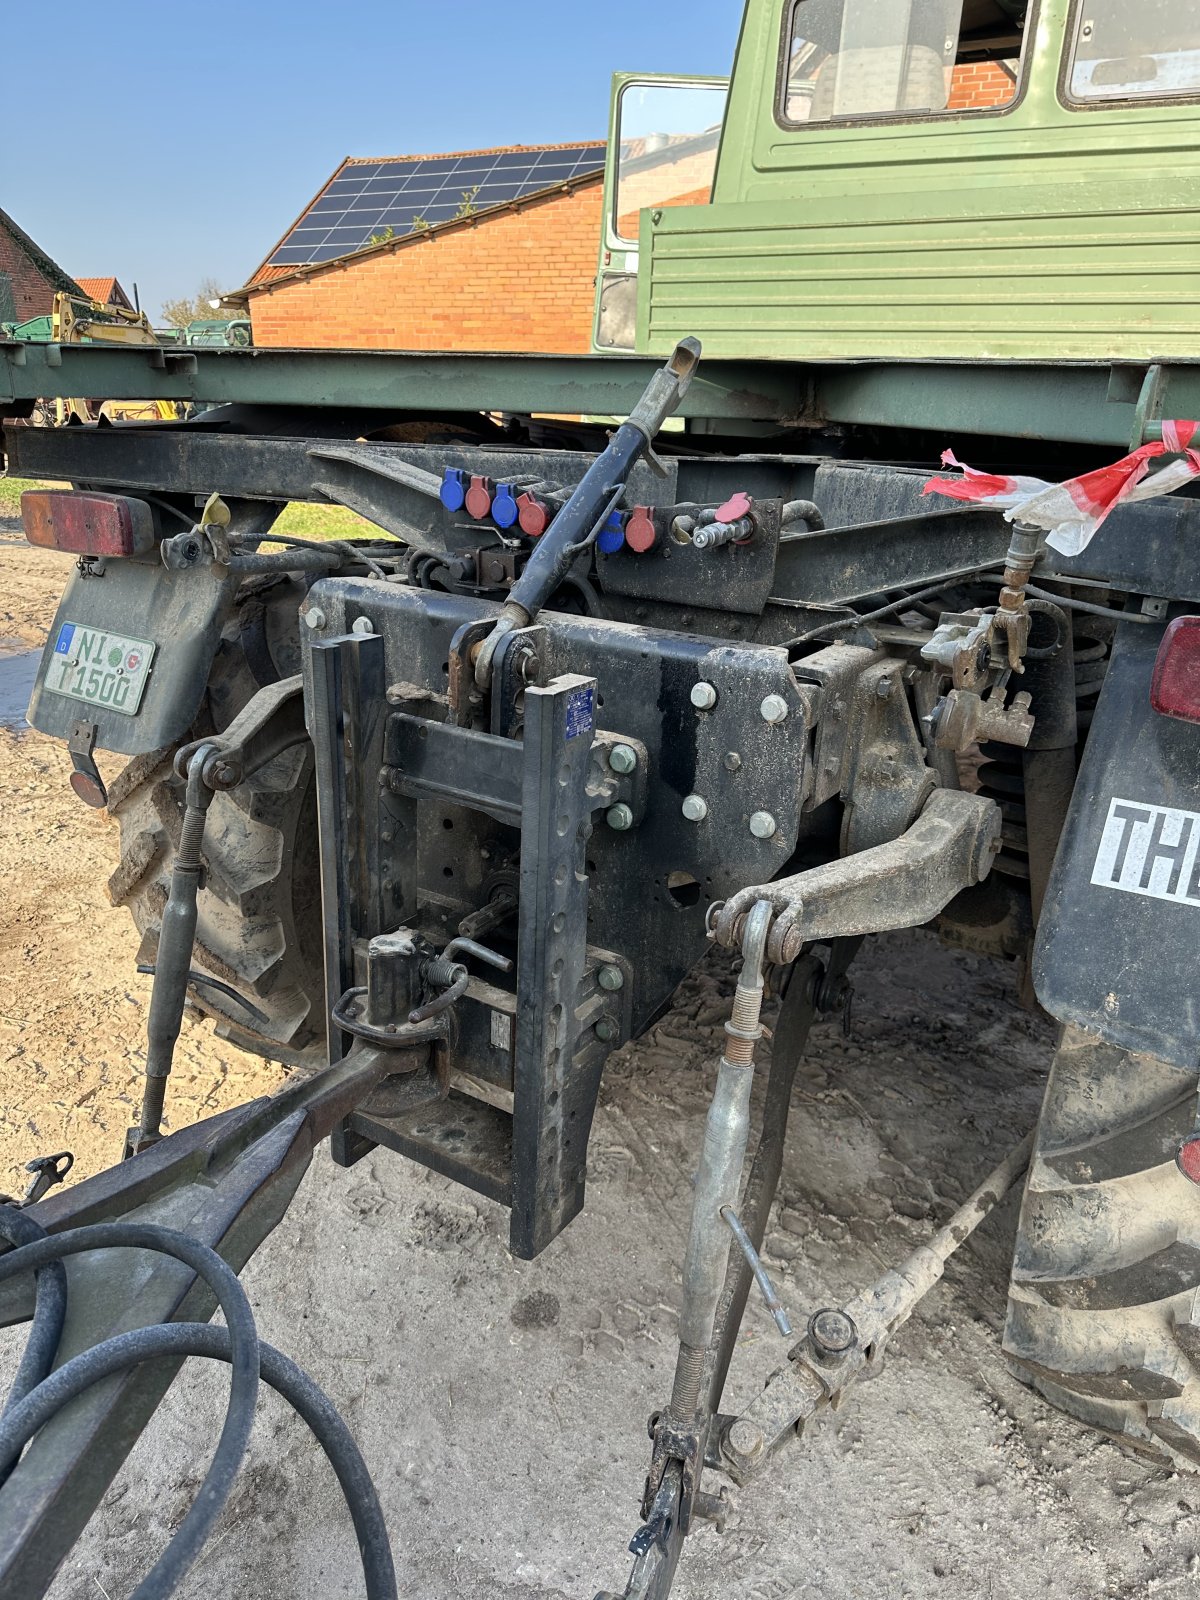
[75,276,131,308]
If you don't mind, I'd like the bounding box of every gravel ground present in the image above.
[1,537,1197,1600]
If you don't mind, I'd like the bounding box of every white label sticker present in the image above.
[1091,797,1200,908]
[490,1009,513,1051]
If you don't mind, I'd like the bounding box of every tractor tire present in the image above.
[1004,1022,1200,1468]
[105,576,325,1067]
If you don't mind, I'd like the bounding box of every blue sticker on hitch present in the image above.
[564,686,595,741]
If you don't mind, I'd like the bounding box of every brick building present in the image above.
[242,142,606,354]
[0,208,79,325]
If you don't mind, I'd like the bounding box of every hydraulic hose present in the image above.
[0,1222,259,1599]
[0,1208,67,1486]
[0,1323,396,1600]
[0,1218,397,1600]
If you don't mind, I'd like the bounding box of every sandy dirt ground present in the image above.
[1,532,1198,1600]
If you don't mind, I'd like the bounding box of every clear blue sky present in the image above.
[4,0,742,320]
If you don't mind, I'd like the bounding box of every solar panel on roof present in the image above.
[265,143,605,269]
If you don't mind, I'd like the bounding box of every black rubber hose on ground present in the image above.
[0,1320,397,1600]
[0,1208,68,1488]
[0,1222,259,1600]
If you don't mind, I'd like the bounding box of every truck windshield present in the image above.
[1066,1,1200,102]
[614,82,727,246]
[779,0,1024,125]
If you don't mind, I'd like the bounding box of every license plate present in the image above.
[46,622,156,716]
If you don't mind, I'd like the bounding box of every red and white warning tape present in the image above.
[923,421,1200,557]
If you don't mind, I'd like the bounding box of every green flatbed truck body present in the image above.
[6,338,1200,448]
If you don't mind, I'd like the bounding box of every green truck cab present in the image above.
[599,1,1200,438]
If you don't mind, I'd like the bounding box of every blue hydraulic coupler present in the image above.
[493,483,520,529]
[597,510,626,555]
[440,469,468,513]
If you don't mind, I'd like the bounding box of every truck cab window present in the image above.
[779,0,1025,125]
[1066,1,1200,102]
[614,82,727,246]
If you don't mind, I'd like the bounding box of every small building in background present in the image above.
[75,277,134,310]
[239,142,606,354]
[0,208,79,325]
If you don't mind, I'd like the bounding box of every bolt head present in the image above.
[682,794,709,822]
[304,607,326,631]
[606,803,634,832]
[598,965,625,992]
[875,674,894,700]
[690,680,719,711]
[808,1307,857,1360]
[608,743,638,775]
[351,615,375,636]
[723,751,742,772]
[595,1018,618,1043]
[749,811,778,840]
[760,693,789,725]
[727,1419,765,1462]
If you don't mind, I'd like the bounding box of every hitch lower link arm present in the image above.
[719,1129,1035,1483]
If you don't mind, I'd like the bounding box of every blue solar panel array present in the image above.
[266,144,606,269]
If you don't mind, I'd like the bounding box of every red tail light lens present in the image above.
[1151,615,1200,724]
[21,491,154,556]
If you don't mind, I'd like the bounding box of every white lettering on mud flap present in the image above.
[1091,797,1200,908]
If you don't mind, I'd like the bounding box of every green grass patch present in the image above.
[270,500,385,541]
[0,477,392,545]
[0,477,61,515]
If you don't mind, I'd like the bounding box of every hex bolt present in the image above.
[304,607,326,631]
[608,743,638,775]
[682,794,709,822]
[690,681,719,711]
[351,616,375,636]
[760,693,789,725]
[723,752,742,772]
[749,811,778,840]
[598,965,625,992]
[595,1017,618,1043]
[727,1418,765,1464]
[606,803,634,832]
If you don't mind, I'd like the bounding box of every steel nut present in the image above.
[690,681,719,711]
[304,607,327,631]
[608,743,638,775]
[606,803,634,832]
[682,794,709,822]
[749,811,777,839]
[760,693,789,725]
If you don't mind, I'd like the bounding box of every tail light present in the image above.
[22,491,155,556]
[1151,616,1200,724]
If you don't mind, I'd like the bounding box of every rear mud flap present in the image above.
[1034,617,1200,1070]
[28,559,237,755]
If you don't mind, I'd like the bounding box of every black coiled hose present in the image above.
[0,1216,397,1600]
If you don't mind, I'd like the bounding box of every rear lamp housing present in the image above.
[22,491,155,557]
[1151,615,1200,725]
